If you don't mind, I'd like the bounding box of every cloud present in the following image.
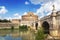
[3,16,21,20]
[14,13,19,16]
[13,16,21,19]
[29,0,60,18]
[23,12,27,15]
[1,13,21,20]
[36,2,53,16]
[5,17,12,20]
[25,1,29,5]
[29,0,41,5]
[13,13,21,19]
[0,6,8,14]
[29,0,57,5]
[29,0,54,5]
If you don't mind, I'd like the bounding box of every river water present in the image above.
[0,29,35,40]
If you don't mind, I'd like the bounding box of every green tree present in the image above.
[0,19,11,22]
[0,19,2,22]
[19,25,28,32]
[11,26,14,32]
[35,27,45,40]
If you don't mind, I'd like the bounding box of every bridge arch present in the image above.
[42,21,50,34]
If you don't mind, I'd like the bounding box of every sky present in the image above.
[0,0,60,20]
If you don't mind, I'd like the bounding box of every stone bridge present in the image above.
[37,5,60,39]
[39,11,60,39]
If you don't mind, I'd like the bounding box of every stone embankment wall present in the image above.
[0,23,19,29]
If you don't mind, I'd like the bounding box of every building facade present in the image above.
[21,12,38,26]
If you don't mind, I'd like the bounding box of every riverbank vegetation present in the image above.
[19,25,28,32]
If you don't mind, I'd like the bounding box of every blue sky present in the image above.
[0,0,60,19]
[0,0,41,19]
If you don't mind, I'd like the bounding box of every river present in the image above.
[0,29,35,40]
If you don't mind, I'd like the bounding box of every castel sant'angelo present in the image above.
[0,12,40,29]
[0,5,60,39]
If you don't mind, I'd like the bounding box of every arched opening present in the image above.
[42,21,50,34]
[35,22,38,30]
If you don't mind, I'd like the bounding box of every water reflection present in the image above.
[0,30,22,40]
[0,34,22,40]
[0,29,35,40]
